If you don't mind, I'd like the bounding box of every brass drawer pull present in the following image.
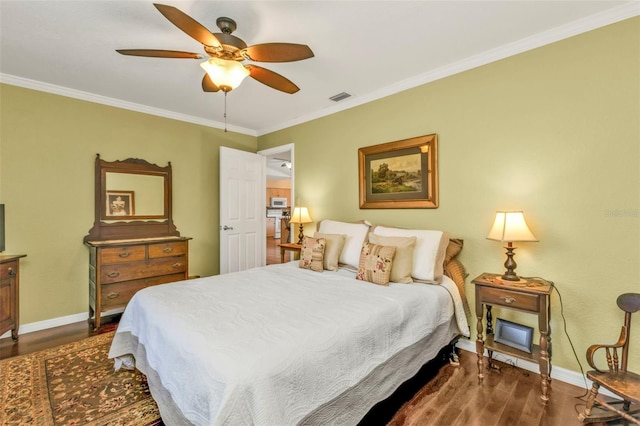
[163,247,174,253]
[107,271,120,278]
[118,252,131,258]
[107,292,119,299]
[500,296,516,304]
[172,262,182,269]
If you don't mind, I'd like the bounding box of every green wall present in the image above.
[0,85,256,323]
[258,17,640,371]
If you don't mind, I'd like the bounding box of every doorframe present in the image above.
[258,143,295,262]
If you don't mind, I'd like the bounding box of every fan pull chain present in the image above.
[224,91,228,133]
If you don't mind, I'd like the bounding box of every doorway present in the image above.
[258,144,294,265]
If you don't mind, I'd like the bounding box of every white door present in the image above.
[219,147,265,274]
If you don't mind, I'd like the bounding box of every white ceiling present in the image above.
[1,1,637,136]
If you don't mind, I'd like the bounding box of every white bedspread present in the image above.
[109,262,468,426]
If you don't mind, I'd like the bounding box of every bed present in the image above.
[108,221,470,425]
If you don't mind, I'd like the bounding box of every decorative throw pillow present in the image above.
[356,242,396,286]
[314,232,346,271]
[299,236,325,272]
[367,233,416,283]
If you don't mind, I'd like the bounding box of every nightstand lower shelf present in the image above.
[484,335,541,364]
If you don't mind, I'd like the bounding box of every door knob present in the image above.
[222,225,234,230]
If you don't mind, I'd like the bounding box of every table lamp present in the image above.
[289,207,312,244]
[487,211,538,282]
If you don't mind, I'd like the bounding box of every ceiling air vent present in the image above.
[329,92,351,102]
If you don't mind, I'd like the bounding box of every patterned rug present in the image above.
[0,332,161,426]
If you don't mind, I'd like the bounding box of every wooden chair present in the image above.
[579,293,640,424]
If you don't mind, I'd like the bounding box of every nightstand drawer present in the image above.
[479,287,540,313]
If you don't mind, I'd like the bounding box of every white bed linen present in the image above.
[109,262,468,426]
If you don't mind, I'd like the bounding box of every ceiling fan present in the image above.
[117,3,314,94]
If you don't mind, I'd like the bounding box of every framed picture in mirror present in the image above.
[106,190,135,217]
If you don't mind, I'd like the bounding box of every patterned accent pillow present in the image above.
[299,236,326,272]
[356,242,396,286]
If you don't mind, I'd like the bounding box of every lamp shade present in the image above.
[487,211,538,242]
[200,58,249,92]
[289,207,312,224]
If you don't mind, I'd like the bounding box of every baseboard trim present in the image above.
[455,338,615,398]
[0,309,124,340]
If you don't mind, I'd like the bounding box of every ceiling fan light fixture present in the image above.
[200,57,249,92]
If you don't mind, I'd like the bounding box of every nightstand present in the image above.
[472,272,552,401]
[279,242,302,263]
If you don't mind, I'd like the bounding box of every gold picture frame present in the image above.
[358,134,438,209]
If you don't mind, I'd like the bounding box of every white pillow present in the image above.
[372,225,449,283]
[317,220,371,268]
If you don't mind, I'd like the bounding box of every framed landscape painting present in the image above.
[358,134,438,209]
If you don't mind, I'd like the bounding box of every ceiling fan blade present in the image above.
[245,65,299,94]
[117,49,202,59]
[243,43,314,62]
[153,3,222,49]
[202,74,221,92]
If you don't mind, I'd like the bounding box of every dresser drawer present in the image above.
[101,273,186,309]
[479,287,540,313]
[99,245,146,264]
[0,261,17,279]
[149,241,188,258]
[0,284,11,323]
[100,256,187,283]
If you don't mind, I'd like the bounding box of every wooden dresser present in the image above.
[85,237,190,329]
[0,254,27,341]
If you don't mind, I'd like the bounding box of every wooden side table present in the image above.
[472,272,552,401]
[0,254,27,342]
[279,242,301,263]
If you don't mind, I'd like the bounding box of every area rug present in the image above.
[0,332,161,426]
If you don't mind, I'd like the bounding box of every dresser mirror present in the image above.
[104,172,165,219]
[85,154,180,242]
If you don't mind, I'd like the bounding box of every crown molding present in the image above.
[256,1,640,136]
[0,73,258,137]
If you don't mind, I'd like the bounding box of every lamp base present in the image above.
[501,244,521,283]
[495,275,529,285]
[297,224,305,245]
[500,271,522,282]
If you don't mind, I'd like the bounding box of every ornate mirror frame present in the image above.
[84,154,180,242]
